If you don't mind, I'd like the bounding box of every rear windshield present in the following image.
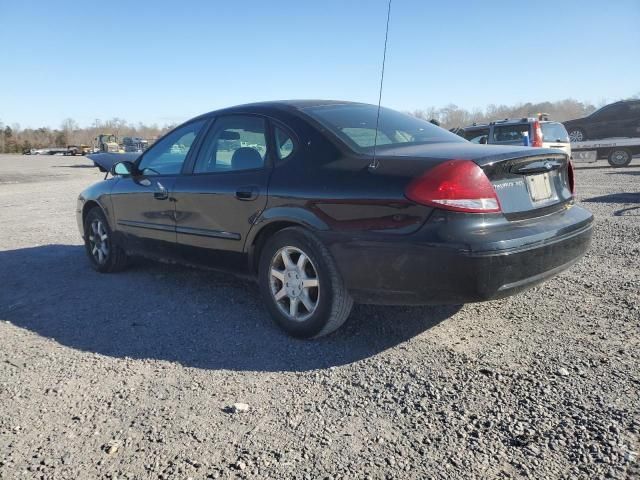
[492,123,530,142]
[302,104,465,153]
[541,122,569,143]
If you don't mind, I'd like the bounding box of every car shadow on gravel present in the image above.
[607,170,640,176]
[583,192,639,204]
[51,164,95,169]
[0,244,460,372]
[582,192,640,216]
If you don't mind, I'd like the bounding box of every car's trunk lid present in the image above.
[474,149,572,219]
[374,142,573,220]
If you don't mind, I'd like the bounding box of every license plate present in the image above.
[526,173,553,202]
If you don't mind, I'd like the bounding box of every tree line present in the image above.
[410,98,601,130]
[0,118,175,154]
[0,97,636,153]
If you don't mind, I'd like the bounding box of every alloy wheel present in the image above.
[569,130,584,142]
[269,246,320,322]
[88,219,110,265]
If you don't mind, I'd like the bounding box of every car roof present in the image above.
[610,99,640,105]
[194,100,370,120]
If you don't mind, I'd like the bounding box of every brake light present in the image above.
[568,159,576,196]
[405,160,501,213]
[532,120,544,147]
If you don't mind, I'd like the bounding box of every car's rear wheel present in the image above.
[258,227,353,338]
[83,207,128,273]
[568,128,586,142]
[608,148,632,167]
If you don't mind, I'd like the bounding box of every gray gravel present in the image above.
[0,154,638,479]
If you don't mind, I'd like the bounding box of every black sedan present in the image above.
[77,100,593,338]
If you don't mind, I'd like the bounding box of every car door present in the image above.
[623,102,640,137]
[171,114,273,265]
[110,119,207,255]
[590,104,626,139]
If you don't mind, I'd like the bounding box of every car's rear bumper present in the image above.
[324,204,594,305]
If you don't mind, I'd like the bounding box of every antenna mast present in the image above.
[369,0,392,170]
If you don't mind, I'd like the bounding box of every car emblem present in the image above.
[544,161,553,171]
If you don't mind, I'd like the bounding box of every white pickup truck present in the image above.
[571,137,640,167]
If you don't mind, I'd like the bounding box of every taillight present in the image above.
[568,159,576,196]
[532,120,543,147]
[405,160,501,213]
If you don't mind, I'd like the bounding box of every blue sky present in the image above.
[1,0,638,128]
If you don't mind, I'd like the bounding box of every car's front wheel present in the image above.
[83,207,128,273]
[568,127,586,143]
[258,227,353,338]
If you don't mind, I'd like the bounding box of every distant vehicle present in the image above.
[65,145,92,156]
[460,116,571,157]
[77,100,592,338]
[122,136,149,153]
[563,100,640,142]
[571,138,640,167]
[94,134,120,153]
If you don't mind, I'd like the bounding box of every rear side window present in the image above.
[628,102,640,115]
[274,126,295,160]
[492,124,529,142]
[464,128,490,143]
[541,122,569,143]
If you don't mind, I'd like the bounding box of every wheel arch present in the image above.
[245,207,330,274]
[82,199,113,231]
[82,200,101,223]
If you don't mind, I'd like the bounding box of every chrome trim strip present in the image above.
[176,226,241,240]
[117,220,175,232]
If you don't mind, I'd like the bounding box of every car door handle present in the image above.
[235,185,259,201]
[154,182,169,200]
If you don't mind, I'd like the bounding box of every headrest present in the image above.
[231,147,263,170]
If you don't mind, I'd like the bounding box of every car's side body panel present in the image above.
[109,175,180,255]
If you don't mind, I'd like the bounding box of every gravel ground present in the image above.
[0,154,638,480]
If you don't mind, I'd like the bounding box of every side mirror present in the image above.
[111,161,135,176]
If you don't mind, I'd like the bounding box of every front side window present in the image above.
[303,104,464,153]
[194,116,267,173]
[596,105,625,120]
[138,120,205,175]
[590,105,624,121]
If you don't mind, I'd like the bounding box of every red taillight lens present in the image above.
[568,159,576,196]
[405,160,501,213]
[532,120,543,147]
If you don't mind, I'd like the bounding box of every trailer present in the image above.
[571,137,640,167]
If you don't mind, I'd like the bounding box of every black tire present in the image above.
[608,149,633,167]
[258,227,353,339]
[568,127,586,143]
[83,207,128,273]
